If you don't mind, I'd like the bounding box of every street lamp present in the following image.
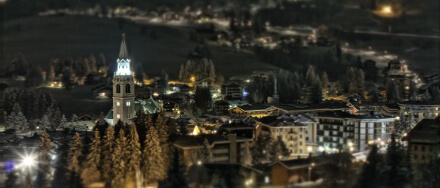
[308,162,315,181]
[20,154,37,169]
[382,5,392,14]
[19,153,37,188]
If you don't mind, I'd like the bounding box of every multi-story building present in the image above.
[383,60,418,101]
[315,111,395,152]
[221,82,243,100]
[173,134,252,166]
[399,101,440,128]
[259,114,317,157]
[405,118,440,169]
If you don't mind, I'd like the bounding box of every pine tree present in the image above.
[385,134,411,188]
[83,130,101,184]
[270,137,290,161]
[126,124,142,183]
[242,142,252,166]
[194,87,212,114]
[71,114,78,122]
[156,113,171,174]
[305,65,317,87]
[25,66,44,88]
[142,126,167,184]
[67,133,83,177]
[387,80,401,102]
[101,126,115,185]
[53,130,70,187]
[37,131,52,188]
[321,72,330,88]
[5,108,29,132]
[47,64,56,82]
[356,145,383,188]
[134,109,148,146]
[112,130,127,187]
[200,139,213,162]
[40,115,51,130]
[252,134,273,165]
[163,149,188,188]
[114,119,124,137]
[60,114,67,129]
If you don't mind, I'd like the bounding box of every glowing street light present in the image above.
[307,146,313,153]
[19,154,37,169]
[308,162,315,181]
[382,5,392,14]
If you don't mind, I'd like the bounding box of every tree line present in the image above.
[4,88,65,131]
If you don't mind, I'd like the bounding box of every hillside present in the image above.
[3,15,276,79]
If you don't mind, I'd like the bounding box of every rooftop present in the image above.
[406,119,440,144]
[173,134,251,148]
[316,111,394,120]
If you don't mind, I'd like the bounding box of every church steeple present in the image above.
[112,34,135,125]
[115,34,132,76]
[119,33,129,59]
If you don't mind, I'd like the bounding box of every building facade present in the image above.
[315,111,395,152]
[259,114,317,157]
[399,101,440,128]
[221,82,243,100]
[173,134,253,166]
[405,119,440,169]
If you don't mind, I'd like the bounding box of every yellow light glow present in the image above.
[382,6,392,14]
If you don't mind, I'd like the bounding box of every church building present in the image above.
[105,34,161,125]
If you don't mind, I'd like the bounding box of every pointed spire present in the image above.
[118,33,129,59]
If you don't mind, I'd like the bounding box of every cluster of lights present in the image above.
[317,146,339,153]
[244,179,253,186]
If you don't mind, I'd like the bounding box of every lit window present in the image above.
[117,101,120,106]
[116,114,120,119]
[126,101,131,106]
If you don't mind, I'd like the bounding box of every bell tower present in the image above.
[112,34,135,125]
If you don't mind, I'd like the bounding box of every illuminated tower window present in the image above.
[117,101,120,106]
[117,114,120,119]
[126,101,131,106]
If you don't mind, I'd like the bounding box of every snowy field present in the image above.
[3,16,277,79]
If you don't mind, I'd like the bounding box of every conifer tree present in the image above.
[242,142,253,166]
[67,133,83,176]
[156,113,171,173]
[200,139,213,162]
[53,130,70,187]
[134,109,147,145]
[356,145,383,188]
[112,130,127,187]
[142,126,167,184]
[101,126,115,185]
[126,124,142,183]
[40,115,51,130]
[252,134,272,165]
[71,114,79,122]
[163,149,188,188]
[37,131,52,188]
[386,134,411,188]
[83,130,101,184]
[270,137,290,161]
